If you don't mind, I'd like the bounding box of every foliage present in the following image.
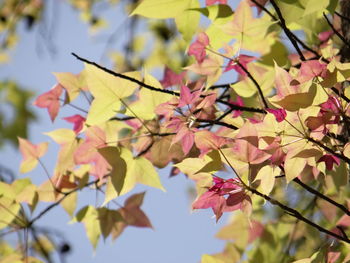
[2,0,350,262]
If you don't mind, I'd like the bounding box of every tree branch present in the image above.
[269,0,306,61]
[293,178,350,216]
[323,12,350,49]
[72,52,266,115]
[236,61,269,108]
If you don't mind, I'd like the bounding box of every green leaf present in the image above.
[175,0,200,42]
[98,147,127,205]
[97,207,124,239]
[302,0,329,16]
[131,0,192,19]
[192,4,233,25]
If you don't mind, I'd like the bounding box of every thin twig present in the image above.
[269,0,306,61]
[219,149,350,244]
[293,178,350,216]
[323,12,350,49]
[71,53,266,115]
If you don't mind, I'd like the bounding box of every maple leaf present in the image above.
[266,108,287,122]
[160,67,186,88]
[18,137,48,173]
[63,114,86,133]
[317,154,340,171]
[296,60,327,83]
[119,192,153,228]
[225,55,256,76]
[74,126,110,178]
[192,177,247,221]
[45,128,79,175]
[206,0,227,5]
[188,32,210,63]
[33,83,63,122]
[178,85,201,107]
[172,126,196,156]
[194,130,227,156]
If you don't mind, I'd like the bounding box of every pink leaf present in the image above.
[318,30,333,42]
[33,84,63,122]
[225,55,256,76]
[248,220,264,243]
[195,92,217,109]
[266,108,287,122]
[206,0,227,5]
[297,60,327,83]
[317,154,340,170]
[160,67,186,88]
[178,85,201,107]
[74,126,110,178]
[230,96,244,117]
[18,137,48,173]
[63,114,86,133]
[172,126,195,155]
[188,32,209,63]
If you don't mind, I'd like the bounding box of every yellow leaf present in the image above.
[119,147,165,195]
[53,72,86,102]
[284,155,307,183]
[201,254,225,263]
[45,129,79,175]
[131,0,192,19]
[254,166,279,195]
[18,138,48,174]
[61,191,77,217]
[126,73,172,120]
[85,64,141,125]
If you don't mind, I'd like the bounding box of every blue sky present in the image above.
[0,1,229,262]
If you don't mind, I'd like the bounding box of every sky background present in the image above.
[0,1,231,262]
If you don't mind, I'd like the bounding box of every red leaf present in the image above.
[266,108,287,122]
[317,154,340,170]
[188,32,209,63]
[63,114,86,133]
[33,84,63,122]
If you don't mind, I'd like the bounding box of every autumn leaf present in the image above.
[63,114,86,133]
[33,83,63,122]
[85,64,141,125]
[18,137,48,173]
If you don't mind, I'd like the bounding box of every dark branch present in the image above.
[72,52,266,114]
[323,12,350,49]
[293,178,350,216]
[236,61,269,108]
[269,0,306,61]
